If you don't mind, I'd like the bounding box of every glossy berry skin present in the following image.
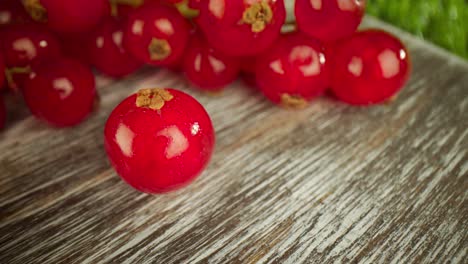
[0,0,32,28]
[124,3,190,66]
[183,34,240,91]
[1,24,61,68]
[295,0,366,42]
[330,30,410,105]
[0,96,5,129]
[104,88,215,193]
[22,58,96,127]
[22,0,108,33]
[89,18,142,78]
[256,33,330,108]
[197,0,286,56]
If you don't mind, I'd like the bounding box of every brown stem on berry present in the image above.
[280,94,308,109]
[175,0,200,19]
[113,0,144,7]
[136,88,174,110]
[4,66,32,93]
[242,1,273,33]
[22,0,47,22]
[109,0,144,17]
[148,38,172,61]
[109,0,119,17]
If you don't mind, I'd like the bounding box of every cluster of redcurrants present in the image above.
[0,0,411,132]
[0,0,411,193]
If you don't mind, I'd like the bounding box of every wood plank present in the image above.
[0,17,467,263]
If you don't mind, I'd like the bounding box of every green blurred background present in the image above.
[368,0,467,59]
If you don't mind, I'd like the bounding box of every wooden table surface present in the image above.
[1,17,467,264]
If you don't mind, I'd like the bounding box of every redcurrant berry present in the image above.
[197,0,286,56]
[256,33,330,108]
[0,96,5,129]
[22,58,97,127]
[124,3,190,66]
[1,24,61,68]
[183,34,240,91]
[89,18,143,78]
[0,0,32,28]
[1,24,61,91]
[104,88,215,193]
[295,0,366,42]
[22,0,109,33]
[330,30,410,105]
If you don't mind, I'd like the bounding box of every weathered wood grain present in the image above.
[0,17,467,264]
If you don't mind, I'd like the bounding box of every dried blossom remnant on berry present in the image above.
[242,1,273,33]
[281,94,308,109]
[23,0,48,22]
[148,38,172,61]
[136,88,174,110]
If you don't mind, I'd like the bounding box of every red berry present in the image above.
[1,24,61,91]
[256,33,330,108]
[295,0,366,42]
[22,0,108,33]
[124,3,190,66]
[183,34,240,91]
[1,24,61,68]
[197,0,286,56]
[104,88,215,193]
[330,30,410,105]
[0,96,5,129]
[22,58,97,127]
[0,0,32,27]
[89,18,142,78]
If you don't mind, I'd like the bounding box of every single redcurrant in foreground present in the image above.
[197,0,286,56]
[295,0,366,42]
[0,0,32,28]
[330,30,410,105]
[104,88,215,193]
[256,33,330,108]
[124,3,190,66]
[22,58,97,127]
[0,96,5,129]
[22,0,108,33]
[89,18,143,78]
[183,34,240,91]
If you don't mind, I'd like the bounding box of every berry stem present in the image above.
[175,0,199,19]
[4,66,31,91]
[136,88,174,110]
[22,0,47,22]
